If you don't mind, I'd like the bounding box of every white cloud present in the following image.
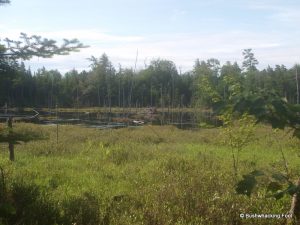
[245,1,300,26]
[38,30,143,43]
[0,27,143,43]
[271,8,300,24]
[20,28,300,71]
[2,26,298,73]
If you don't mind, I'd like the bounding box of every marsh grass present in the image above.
[0,123,299,224]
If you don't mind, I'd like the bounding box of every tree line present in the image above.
[0,49,299,109]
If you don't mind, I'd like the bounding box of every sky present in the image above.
[1,0,300,73]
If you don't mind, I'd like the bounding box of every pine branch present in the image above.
[1,33,89,60]
[0,0,10,6]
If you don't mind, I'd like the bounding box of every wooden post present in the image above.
[7,117,14,161]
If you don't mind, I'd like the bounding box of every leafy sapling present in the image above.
[220,112,256,179]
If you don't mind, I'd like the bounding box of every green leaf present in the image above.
[293,129,300,139]
[269,117,286,130]
[269,184,300,200]
[272,100,287,115]
[250,170,264,176]
[273,191,285,200]
[236,175,257,197]
[271,173,287,182]
[267,182,282,192]
[287,184,300,196]
[0,203,16,216]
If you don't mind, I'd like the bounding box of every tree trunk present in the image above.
[289,178,300,224]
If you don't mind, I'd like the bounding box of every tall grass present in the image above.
[0,123,299,224]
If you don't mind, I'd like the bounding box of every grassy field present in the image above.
[0,123,299,225]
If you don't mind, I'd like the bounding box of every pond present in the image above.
[0,108,220,129]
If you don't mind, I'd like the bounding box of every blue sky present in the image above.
[1,0,300,73]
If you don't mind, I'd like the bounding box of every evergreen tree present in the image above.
[242,48,258,72]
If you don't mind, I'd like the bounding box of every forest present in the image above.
[0,49,299,109]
